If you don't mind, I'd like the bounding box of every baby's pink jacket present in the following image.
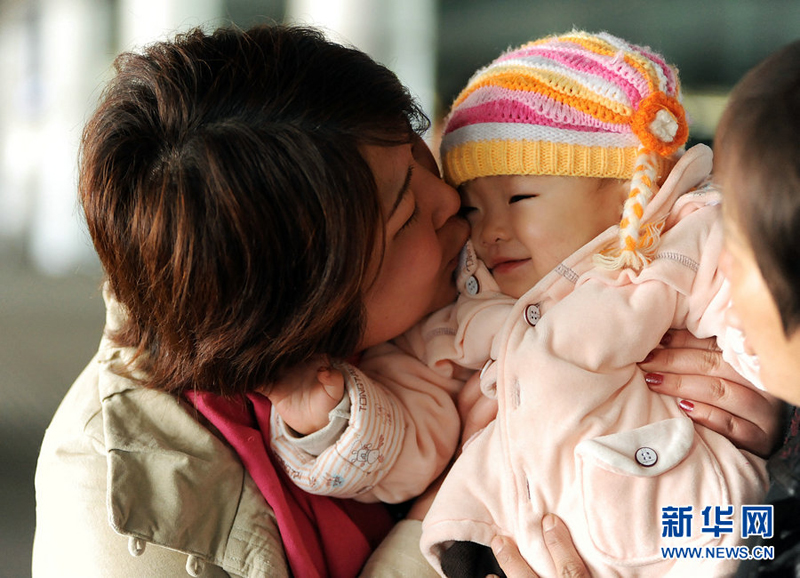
[269,333,465,504]
[419,145,769,577]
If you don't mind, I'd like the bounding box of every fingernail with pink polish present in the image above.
[679,399,694,413]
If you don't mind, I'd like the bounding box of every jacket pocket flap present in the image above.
[575,417,694,477]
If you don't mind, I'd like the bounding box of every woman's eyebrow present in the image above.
[388,166,414,218]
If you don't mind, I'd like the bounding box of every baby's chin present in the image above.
[496,273,540,299]
[502,286,528,299]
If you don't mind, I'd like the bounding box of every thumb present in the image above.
[490,535,538,578]
[542,514,591,578]
[317,366,345,402]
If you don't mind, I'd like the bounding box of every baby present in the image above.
[415,31,768,577]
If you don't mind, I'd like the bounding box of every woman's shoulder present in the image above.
[33,350,289,577]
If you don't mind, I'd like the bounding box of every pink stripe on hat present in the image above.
[445,99,625,137]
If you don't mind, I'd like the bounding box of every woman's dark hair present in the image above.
[80,24,429,395]
[715,39,800,336]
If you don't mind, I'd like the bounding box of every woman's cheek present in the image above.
[414,238,450,308]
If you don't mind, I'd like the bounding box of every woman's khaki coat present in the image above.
[32,293,435,577]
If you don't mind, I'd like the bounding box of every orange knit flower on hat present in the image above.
[631,92,688,156]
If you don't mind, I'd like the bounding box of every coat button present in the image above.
[524,303,541,326]
[635,447,658,467]
[465,275,480,296]
[186,555,206,576]
[128,536,146,557]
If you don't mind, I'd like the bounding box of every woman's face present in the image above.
[358,137,470,350]
[720,166,800,406]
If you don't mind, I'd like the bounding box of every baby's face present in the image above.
[460,175,627,298]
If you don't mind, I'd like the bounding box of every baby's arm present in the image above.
[268,243,509,503]
[269,343,463,503]
[544,197,723,373]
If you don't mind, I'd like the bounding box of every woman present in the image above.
[713,38,800,577]
[31,24,779,577]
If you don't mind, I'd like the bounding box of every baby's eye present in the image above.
[510,194,536,204]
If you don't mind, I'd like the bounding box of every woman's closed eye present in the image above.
[510,194,536,204]
[398,202,419,233]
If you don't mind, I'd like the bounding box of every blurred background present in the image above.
[1,1,798,576]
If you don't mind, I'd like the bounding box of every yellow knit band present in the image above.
[442,140,673,188]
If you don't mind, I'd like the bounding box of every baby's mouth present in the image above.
[491,258,530,274]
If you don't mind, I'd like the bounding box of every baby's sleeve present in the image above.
[649,190,764,389]
[269,363,406,500]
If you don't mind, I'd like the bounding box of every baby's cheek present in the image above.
[471,242,486,263]
[468,231,488,261]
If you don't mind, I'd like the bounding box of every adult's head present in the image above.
[80,24,467,396]
[715,39,800,405]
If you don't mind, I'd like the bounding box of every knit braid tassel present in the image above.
[595,149,664,271]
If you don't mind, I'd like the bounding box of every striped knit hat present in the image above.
[441,31,689,270]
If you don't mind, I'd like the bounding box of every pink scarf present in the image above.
[186,391,394,578]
